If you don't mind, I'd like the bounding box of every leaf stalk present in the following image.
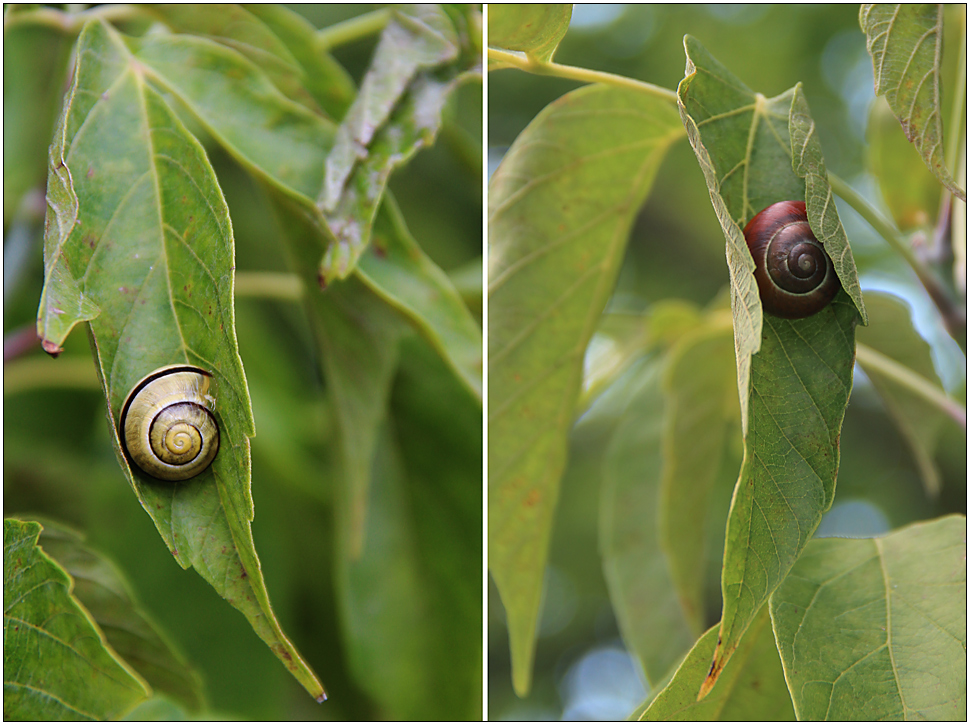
[487,48,679,103]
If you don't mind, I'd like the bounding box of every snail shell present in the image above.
[119,365,220,481]
[743,200,840,319]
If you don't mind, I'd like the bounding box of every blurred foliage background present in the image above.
[4,4,482,720]
[488,4,966,719]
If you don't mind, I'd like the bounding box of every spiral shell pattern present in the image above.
[120,366,220,481]
[743,200,840,319]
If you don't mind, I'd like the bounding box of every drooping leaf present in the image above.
[357,197,483,402]
[336,338,483,720]
[677,36,861,698]
[488,84,683,695]
[659,324,739,635]
[32,519,206,713]
[771,515,967,720]
[320,5,458,211]
[487,4,573,62]
[267,188,405,563]
[318,5,477,282]
[600,361,696,688]
[859,4,966,202]
[4,519,150,720]
[639,604,794,721]
[35,20,324,700]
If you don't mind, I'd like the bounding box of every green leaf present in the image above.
[358,197,483,401]
[639,605,795,721]
[4,519,150,720]
[243,4,357,119]
[35,20,324,700]
[144,4,354,119]
[789,85,867,323]
[859,4,966,202]
[771,515,967,720]
[31,519,206,713]
[677,37,861,698]
[601,361,696,688]
[3,22,73,225]
[487,4,573,62]
[488,84,683,695]
[319,5,470,282]
[337,338,483,719]
[660,323,739,635]
[866,96,943,231]
[857,291,959,497]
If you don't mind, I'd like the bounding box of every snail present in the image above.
[743,200,840,319]
[119,365,220,481]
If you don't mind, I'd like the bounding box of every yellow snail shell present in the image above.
[119,365,220,481]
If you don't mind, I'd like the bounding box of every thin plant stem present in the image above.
[3,357,100,396]
[235,272,304,302]
[487,48,679,104]
[856,342,966,429]
[315,9,391,52]
[3,4,142,33]
[945,5,967,182]
[828,172,967,341]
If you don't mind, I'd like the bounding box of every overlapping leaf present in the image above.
[32,519,206,712]
[487,4,573,62]
[860,4,966,202]
[488,84,683,695]
[35,20,324,699]
[678,36,862,698]
[601,361,696,687]
[659,324,739,635]
[639,605,794,721]
[145,4,355,119]
[771,515,967,720]
[4,519,150,720]
[319,5,477,282]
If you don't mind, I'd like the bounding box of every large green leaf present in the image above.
[659,322,739,635]
[771,515,967,720]
[144,3,354,119]
[639,604,795,721]
[487,4,572,62]
[357,197,483,401]
[32,519,206,713]
[677,36,862,698]
[488,84,683,695]
[600,361,696,687]
[859,4,966,202]
[4,519,150,720]
[35,20,324,700]
[336,339,483,719]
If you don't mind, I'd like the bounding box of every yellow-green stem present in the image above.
[487,47,679,104]
[235,272,304,302]
[856,342,966,428]
[315,8,391,52]
[4,357,99,396]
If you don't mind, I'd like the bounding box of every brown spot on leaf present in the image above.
[41,340,63,357]
[524,489,541,506]
[86,166,95,179]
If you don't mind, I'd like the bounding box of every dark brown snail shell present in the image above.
[743,200,840,319]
